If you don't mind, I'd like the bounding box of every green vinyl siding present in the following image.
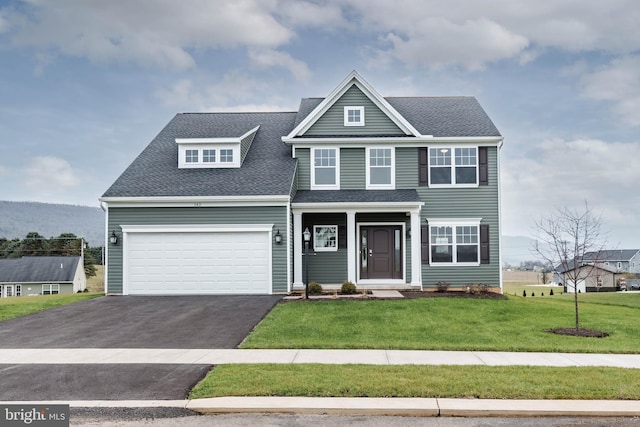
[296,148,310,190]
[106,205,289,294]
[396,147,418,189]
[341,148,365,189]
[305,85,406,136]
[303,213,348,284]
[419,146,501,287]
[240,128,257,164]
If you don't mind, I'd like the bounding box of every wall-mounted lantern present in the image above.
[274,229,282,244]
[109,231,118,246]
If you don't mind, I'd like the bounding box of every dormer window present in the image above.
[185,150,199,163]
[344,106,364,126]
[175,125,259,169]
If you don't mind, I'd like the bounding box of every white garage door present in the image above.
[125,230,271,295]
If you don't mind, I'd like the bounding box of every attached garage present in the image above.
[121,225,273,295]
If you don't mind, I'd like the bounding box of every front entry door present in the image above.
[360,226,403,280]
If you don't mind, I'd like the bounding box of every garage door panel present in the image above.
[126,230,271,295]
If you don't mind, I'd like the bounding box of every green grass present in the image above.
[0,293,103,321]
[241,294,640,353]
[190,364,640,400]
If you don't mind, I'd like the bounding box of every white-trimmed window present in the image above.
[429,147,478,186]
[367,147,394,189]
[220,149,234,163]
[314,225,338,251]
[42,284,60,295]
[311,147,340,189]
[344,106,364,126]
[185,149,199,163]
[15,285,21,296]
[429,220,480,265]
[202,149,216,163]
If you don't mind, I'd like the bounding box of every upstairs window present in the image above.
[429,147,478,186]
[220,149,234,163]
[344,106,365,126]
[185,149,199,163]
[202,149,216,163]
[311,147,339,189]
[367,147,394,189]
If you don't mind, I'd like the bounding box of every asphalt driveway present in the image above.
[0,295,282,348]
[0,295,282,401]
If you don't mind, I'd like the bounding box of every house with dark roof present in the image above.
[100,71,504,295]
[555,249,640,292]
[0,256,86,297]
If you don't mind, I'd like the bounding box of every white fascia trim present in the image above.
[120,224,274,233]
[293,202,423,214]
[282,136,503,145]
[284,71,420,139]
[99,195,290,207]
[175,125,260,145]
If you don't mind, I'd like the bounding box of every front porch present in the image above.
[290,190,424,291]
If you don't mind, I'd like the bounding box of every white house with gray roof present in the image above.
[100,71,504,295]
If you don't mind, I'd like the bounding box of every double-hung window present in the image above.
[429,147,478,186]
[311,147,339,189]
[42,284,60,295]
[428,220,481,265]
[367,147,394,189]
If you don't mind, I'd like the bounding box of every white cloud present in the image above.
[248,48,311,81]
[581,55,640,126]
[502,138,640,243]
[24,156,80,191]
[5,0,294,70]
[0,165,8,176]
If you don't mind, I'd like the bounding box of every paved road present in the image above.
[0,295,281,401]
[0,295,282,348]
[70,411,640,427]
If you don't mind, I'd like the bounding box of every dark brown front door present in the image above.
[360,226,403,280]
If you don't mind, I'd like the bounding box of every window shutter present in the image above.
[338,225,347,249]
[418,147,428,186]
[421,225,430,264]
[479,147,488,186]
[480,224,490,264]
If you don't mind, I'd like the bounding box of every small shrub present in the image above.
[341,280,357,295]
[550,288,554,296]
[531,292,535,297]
[436,281,450,292]
[308,281,323,295]
[523,290,527,297]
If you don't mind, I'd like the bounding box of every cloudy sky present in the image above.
[0,0,638,247]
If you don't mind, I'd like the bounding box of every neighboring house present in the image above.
[554,249,640,292]
[100,71,503,295]
[0,256,87,297]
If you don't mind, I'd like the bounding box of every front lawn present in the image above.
[190,364,640,400]
[241,293,640,353]
[0,293,103,321]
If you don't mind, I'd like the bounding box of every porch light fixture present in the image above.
[274,229,282,244]
[303,227,311,299]
[109,231,118,246]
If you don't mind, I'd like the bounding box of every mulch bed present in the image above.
[400,290,506,300]
[546,328,609,338]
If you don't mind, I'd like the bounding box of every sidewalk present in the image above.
[2,348,640,368]
[3,348,640,417]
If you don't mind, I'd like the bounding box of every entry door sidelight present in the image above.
[360,226,403,280]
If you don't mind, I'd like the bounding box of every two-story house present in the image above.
[100,71,503,295]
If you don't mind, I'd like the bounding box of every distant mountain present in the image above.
[501,235,539,266]
[0,201,104,246]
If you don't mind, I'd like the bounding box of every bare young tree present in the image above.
[533,202,606,334]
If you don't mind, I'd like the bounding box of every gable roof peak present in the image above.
[283,70,422,141]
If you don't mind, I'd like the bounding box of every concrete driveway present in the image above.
[0,295,282,401]
[0,295,282,348]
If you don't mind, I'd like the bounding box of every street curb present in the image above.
[9,398,639,417]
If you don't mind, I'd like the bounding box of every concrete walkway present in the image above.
[3,348,640,417]
[3,348,640,368]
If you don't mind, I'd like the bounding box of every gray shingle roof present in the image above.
[294,97,501,137]
[293,189,421,204]
[583,250,640,262]
[0,256,81,283]
[102,112,298,198]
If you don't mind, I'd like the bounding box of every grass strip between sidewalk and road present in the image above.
[190,364,640,400]
[0,293,103,321]
[241,295,640,353]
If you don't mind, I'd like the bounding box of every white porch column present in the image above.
[410,209,422,288]
[293,211,303,288]
[346,210,357,283]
